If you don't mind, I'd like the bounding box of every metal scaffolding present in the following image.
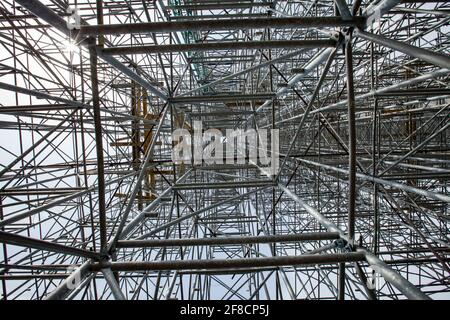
[0,0,448,300]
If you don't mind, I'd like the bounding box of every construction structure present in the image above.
[0,0,449,300]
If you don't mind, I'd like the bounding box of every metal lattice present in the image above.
[0,0,449,300]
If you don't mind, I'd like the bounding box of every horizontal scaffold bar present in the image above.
[76,17,366,36]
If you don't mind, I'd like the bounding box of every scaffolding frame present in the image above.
[0,0,448,300]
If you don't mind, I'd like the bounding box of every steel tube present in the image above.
[89,43,108,253]
[345,35,356,240]
[365,0,402,23]
[179,49,309,96]
[295,158,450,203]
[0,109,78,178]
[137,187,269,239]
[45,261,92,300]
[360,249,431,300]
[96,49,168,100]
[173,180,275,190]
[13,0,71,38]
[101,268,126,300]
[355,28,450,70]
[0,231,100,260]
[338,262,345,300]
[279,184,431,300]
[311,68,450,114]
[92,253,366,271]
[77,17,366,37]
[170,93,276,104]
[0,173,136,227]
[256,47,336,112]
[0,82,84,108]
[276,47,337,179]
[0,83,155,121]
[110,104,172,245]
[117,232,340,248]
[101,40,336,55]
[14,0,168,101]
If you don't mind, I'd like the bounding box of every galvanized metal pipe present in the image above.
[0,173,136,227]
[170,93,276,104]
[179,48,309,96]
[311,69,450,113]
[0,231,101,260]
[92,253,366,271]
[101,268,126,300]
[137,186,269,239]
[117,232,340,248]
[295,158,450,203]
[102,39,336,55]
[14,0,168,101]
[345,35,356,240]
[256,47,336,112]
[45,261,92,300]
[77,17,366,37]
[279,184,431,300]
[355,28,450,70]
[89,42,108,253]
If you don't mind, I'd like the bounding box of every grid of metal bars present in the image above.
[0,0,448,300]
